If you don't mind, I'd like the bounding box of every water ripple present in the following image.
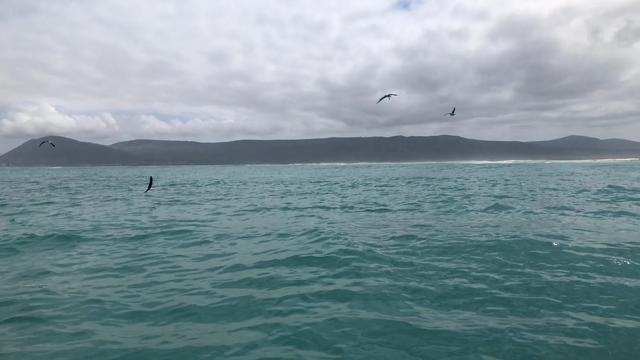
[2,163,640,359]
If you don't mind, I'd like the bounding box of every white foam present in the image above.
[285,158,640,166]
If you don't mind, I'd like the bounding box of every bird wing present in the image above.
[39,141,46,147]
[452,107,456,114]
[144,176,153,193]
[390,94,398,96]
[376,96,385,103]
[50,142,55,147]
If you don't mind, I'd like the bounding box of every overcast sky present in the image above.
[1,0,639,152]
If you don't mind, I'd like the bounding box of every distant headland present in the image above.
[1,135,639,166]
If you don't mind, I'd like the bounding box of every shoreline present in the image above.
[1,158,638,168]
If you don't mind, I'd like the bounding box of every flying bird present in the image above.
[444,107,456,116]
[39,140,55,148]
[144,176,153,193]
[376,93,398,104]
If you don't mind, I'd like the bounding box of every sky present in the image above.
[0,0,639,153]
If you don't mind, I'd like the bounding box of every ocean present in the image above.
[1,162,639,359]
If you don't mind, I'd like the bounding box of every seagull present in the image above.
[444,107,456,116]
[144,176,153,193]
[376,93,398,104]
[39,140,55,148]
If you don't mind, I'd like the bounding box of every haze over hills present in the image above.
[1,135,639,166]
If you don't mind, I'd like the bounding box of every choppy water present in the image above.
[1,162,640,359]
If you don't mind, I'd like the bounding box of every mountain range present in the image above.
[1,135,639,166]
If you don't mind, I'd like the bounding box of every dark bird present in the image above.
[444,107,456,116]
[376,93,398,104]
[144,176,153,193]
[39,140,55,148]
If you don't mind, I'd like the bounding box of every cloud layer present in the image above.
[0,0,639,151]
[0,104,118,138]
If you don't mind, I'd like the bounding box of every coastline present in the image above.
[1,157,638,168]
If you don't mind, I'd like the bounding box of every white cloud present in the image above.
[0,103,118,138]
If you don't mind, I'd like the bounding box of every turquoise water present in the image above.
[1,162,640,359]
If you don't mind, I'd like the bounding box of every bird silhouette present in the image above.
[39,140,55,148]
[376,93,398,104]
[444,107,456,116]
[144,176,153,193]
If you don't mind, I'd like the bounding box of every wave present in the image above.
[287,158,640,166]
[3,162,640,359]
[482,202,515,212]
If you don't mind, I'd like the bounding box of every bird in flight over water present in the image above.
[444,107,456,116]
[377,93,398,104]
[39,140,55,148]
[144,176,153,193]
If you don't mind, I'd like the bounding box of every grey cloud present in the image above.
[0,0,638,153]
[481,15,622,102]
[615,19,640,47]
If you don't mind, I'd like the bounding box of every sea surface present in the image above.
[1,162,639,359]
